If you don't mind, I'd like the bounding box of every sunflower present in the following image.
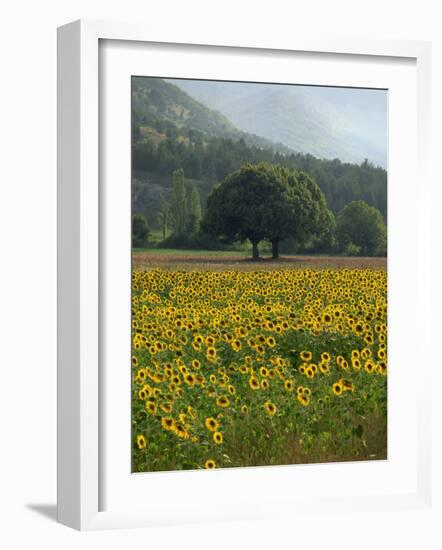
[319,362,330,375]
[341,379,355,392]
[213,431,223,444]
[135,368,146,382]
[216,395,230,408]
[206,347,217,361]
[300,350,312,362]
[322,313,332,324]
[184,373,196,386]
[259,366,268,377]
[138,387,149,400]
[173,424,189,439]
[260,378,269,390]
[204,459,217,469]
[284,379,294,392]
[136,434,147,449]
[263,401,277,416]
[266,336,276,348]
[239,364,249,374]
[332,382,343,396]
[351,358,361,371]
[377,362,388,375]
[205,417,219,432]
[145,400,157,414]
[364,360,375,373]
[231,339,242,352]
[361,347,372,359]
[249,377,260,390]
[161,417,175,431]
[297,393,310,406]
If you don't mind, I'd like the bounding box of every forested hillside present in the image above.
[132,77,387,228]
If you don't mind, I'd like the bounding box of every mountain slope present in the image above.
[168,79,388,168]
[132,77,291,153]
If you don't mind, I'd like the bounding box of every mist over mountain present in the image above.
[168,79,388,168]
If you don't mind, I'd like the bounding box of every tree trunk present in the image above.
[251,240,260,260]
[271,240,280,259]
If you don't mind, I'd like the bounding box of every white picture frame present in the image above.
[57,19,433,531]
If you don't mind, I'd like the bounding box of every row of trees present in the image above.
[133,135,387,219]
[166,168,202,236]
[133,163,387,257]
[133,168,203,248]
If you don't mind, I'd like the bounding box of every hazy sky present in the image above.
[170,79,388,168]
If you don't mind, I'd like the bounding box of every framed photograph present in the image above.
[57,19,432,530]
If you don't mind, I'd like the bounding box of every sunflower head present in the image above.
[213,431,223,444]
[297,393,310,406]
[264,401,277,416]
[136,434,147,449]
[205,417,219,432]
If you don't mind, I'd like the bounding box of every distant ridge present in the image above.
[168,79,387,168]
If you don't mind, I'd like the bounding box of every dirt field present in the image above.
[132,250,387,271]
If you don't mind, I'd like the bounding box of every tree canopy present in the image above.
[336,200,387,256]
[132,213,150,248]
[202,162,333,259]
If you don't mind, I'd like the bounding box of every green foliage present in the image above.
[132,214,150,248]
[203,163,333,259]
[167,169,204,239]
[170,169,188,235]
[187,183,202,234]
[157,193,170,241]
[337,200,387,256]
[160,231,226,250]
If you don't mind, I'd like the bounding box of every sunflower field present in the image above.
[132,268,387,472]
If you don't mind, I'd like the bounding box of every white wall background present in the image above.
[0,0,440,547]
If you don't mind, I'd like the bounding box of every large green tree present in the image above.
[336,200,387,256]
[203,162,332,259]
